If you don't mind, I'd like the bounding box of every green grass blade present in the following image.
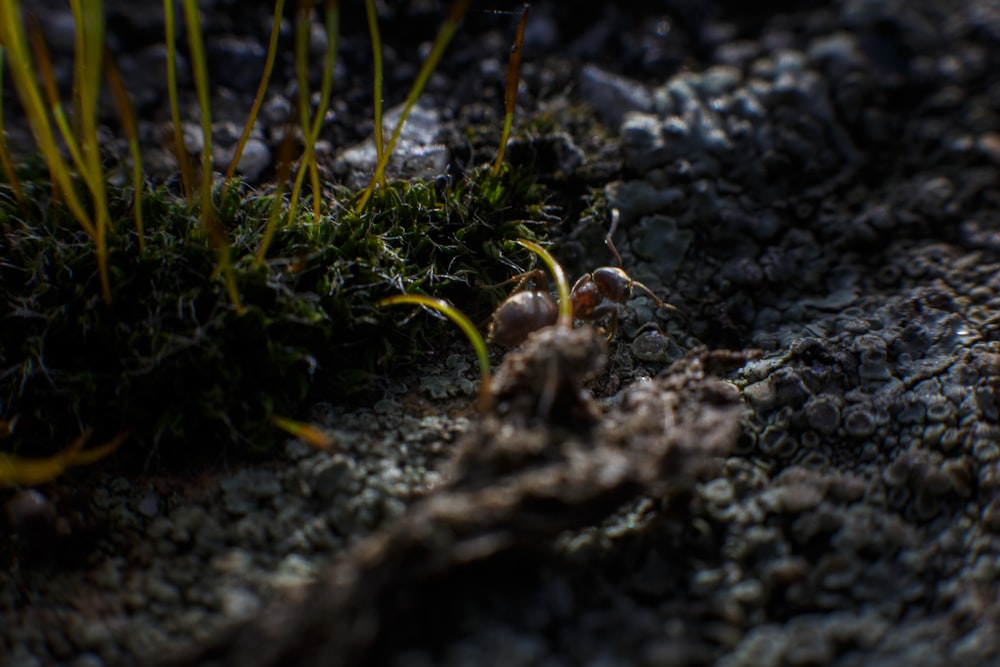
[356,0,471,212]
[379,293,493,412]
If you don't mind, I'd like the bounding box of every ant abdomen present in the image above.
[487,290,559,346]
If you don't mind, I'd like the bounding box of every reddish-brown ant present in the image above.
[487,210,682,346]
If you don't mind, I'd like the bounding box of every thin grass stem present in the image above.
[182,0,243,314]
[492,4,529,176]
[69,0,112,303]
[163,0,192,198]
[379,293,493,412]
[286,0,313,227]
[225,0,285,181]
[355,0,471,212]
[364,0,385,185]
[255,123,296,264]
[104,46,145,251]
[296,0,338,222]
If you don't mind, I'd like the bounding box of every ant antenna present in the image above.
[605,208,623,267]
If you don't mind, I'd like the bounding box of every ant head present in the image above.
[570,274,603,319]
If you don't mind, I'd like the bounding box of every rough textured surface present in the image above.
[3,1,1000,666]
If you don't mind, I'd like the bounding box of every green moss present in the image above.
[0,164,549,468]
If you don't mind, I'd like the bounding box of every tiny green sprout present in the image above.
[516,238,572,328]
[378,294,492,412]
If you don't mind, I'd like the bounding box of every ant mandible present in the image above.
[487,209,682,346]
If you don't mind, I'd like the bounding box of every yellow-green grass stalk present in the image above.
[364,0,385,186]
[224,0,285,182]
[27,17,88,191]
[104,46,145,252]
[492,4,529,176]
[0,1,96,239]
[288,0,339,223]
[355,0,471,212]
[517,238,571,328]
[180,0,213,231]
[379,293,493,412]
[0,46,26,205]
[181,0,244,314]
[66,0,113,304]
[163,0,193,198]
[285,0,313,228]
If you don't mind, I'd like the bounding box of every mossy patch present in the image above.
[0,164,549,469]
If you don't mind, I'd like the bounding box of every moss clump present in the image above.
[0,164,548,468]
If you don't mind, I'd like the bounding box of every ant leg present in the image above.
[632,280,687,319]
[605,208,623,267]
[480,268,549,293]
[604,308,619,340]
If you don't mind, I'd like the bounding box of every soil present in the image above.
[3,1,1000,666]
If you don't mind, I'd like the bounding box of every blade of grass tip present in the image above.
[224,0,285,182]
[516,238,571,327]
[287,0,338,223]
[104,45,145,252]
[492,4,529,177]
[285,0,313,228]
[70,0,113,304]
[163,0,193,198]
[271,415,335,450]
[255,121,296,264]
[355,0,471,212]
[378,293,493,412]
[0,1,96,238]
[0,46,26,205]
[364,0,385,186]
